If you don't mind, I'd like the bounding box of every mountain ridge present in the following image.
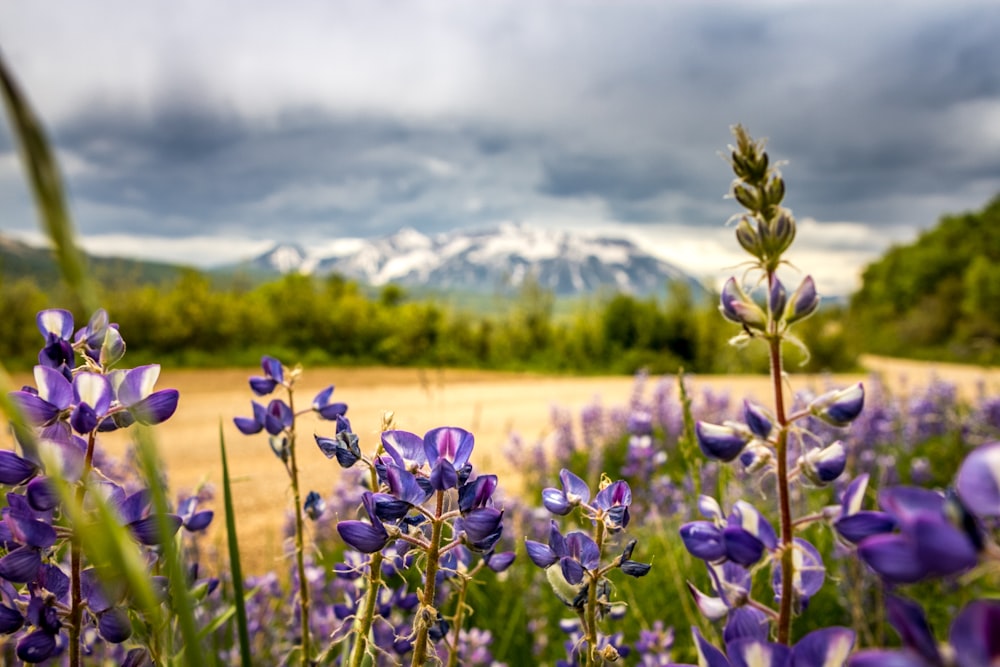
[245,224,705,298]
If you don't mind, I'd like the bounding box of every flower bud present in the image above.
[800,441,847,486]
[769,211,796,256]
[809,383,865,427]
[768,278,787,320]
[733,184,760,211]
[696,421,752,462]
[735,217,760,256]
[719,278,766,331]
[743,400,773,439]
[785,276,820,324]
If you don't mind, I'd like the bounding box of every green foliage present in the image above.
[850,194,1000,364]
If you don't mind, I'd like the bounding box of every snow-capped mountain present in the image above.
[249,224,703,297]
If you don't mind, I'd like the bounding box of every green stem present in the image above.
[286,391,312,665]
[411,491,445,667]
[768,273,795,646]
[583,520,606,667]
[348,551,384,667]
[68,430,97,667]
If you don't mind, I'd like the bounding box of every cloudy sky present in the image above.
[1,1,998,294]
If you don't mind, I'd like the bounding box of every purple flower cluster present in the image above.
[2,309,210,664]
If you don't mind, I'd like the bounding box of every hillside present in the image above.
[849,194,1000,363]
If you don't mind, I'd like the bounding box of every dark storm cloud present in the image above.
[1,0,999,259]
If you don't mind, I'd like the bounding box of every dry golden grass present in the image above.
[3,356,997,574]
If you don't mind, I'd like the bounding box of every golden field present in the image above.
[3,356,998,574]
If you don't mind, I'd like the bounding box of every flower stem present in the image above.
[583,520,606,667]
[768,275,795,645]
[286,391,312,665]
[411,491,445,667]
[348,551,384,667]
[68,430,97,667]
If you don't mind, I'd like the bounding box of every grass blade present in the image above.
[0,52,96,311]
[134,426,205,666]
[221,422,253,667]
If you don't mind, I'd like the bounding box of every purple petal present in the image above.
[559,468,591,506]
[423,427,475,468]
[696,421,749,462]
[885,596,940,665]
[731,500,777,550]
[878,486,945,521]
[835,511,897,544]
[542,487,573,515]
[386,465,431,506]
[560,556,585,585]
[248,377,278,396]
[858,534,927,584]
[381,430,427,468]
[37,309,74,340]
[430,458,459,491]
[911,514,978,577]
[680,521,727,562]
[772,538,825,602]
[723,527,765,566]
[337,520,389,553]
[687,582,729,621]
[595,480,632,510]
[840,474,871,517]
[525,539,558,568]
[791,627,855,667]
[956,441,1000,518]
[117,365,163,406]
[848,651,926,667]
[743,401,772,439]
[34,366,73,409]
[723,606,769,643]
[8,391,60,425]
[0,451,38,485]
[129,514,183,546]
[727,638,790,667]
[16,630,57,663]
[0,546,42,583]
[184,510,214,532]
[25,477,59,512]
[485,551,516,573]
[128,389,179,425]
[73,373,112,417]
[949,599,1000,666]
[461,508,503,542]
[692,627,731,667]
[565,531,601,570]
[98,607,133,643]
[458,475,497,513]
[0,604,23,633]
[261,356,284,383]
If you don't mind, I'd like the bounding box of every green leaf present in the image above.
[221,423,254,667]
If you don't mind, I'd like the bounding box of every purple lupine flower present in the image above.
[311,385,348,420]
[249,356,284,396]
[856,486,979,584]
[458,508,504,553]
[768,276,787,318]
[113,365,179,426]
[743,401,772,440]
[799,440,847,486]
[849,596,1000,667]
[595,480,632,530]
[696,421,752,462]
[771,538,825,613]
[833,474,897,544]
[542,468,591,516]
[315,415,361,468]
[719,277,766,331]
[809,383,865,428]
[16,595,62,663]
[177,495,214,532]
[784,275,819,325]
[337,492,390,553]
[956,440,1000,518]
[35,309,75,370]
[81,568,132,643]
[423,426,475,491]
[9,367,74,427]
[525,521,600,609]
[0,451,39,486]
[70,372,113,434]
[669,625,854,667]
[112,487,183,546]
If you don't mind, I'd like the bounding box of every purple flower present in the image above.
[956,440,1000,518]
[114,365,179,426]
[799,441,847,486]
[525,521,601,609]
[542,468,590,515]
[249,356,284,396]
[35,309,75,370]
[595,480,632,530]
[833,474,897,544]
[337,492,390,553]
[315,415,361,468]
[784,276,820,325]
[311,385,348,420]
[809,383,865,427]
[9,367,74,427]
[670,625,855,667]
[719,278,766,331]
[0,451,38,486]
[696,422,751,462]
[849,596,1000,667]
[424,427,475,491]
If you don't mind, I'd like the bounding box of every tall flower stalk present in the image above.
[234,357,349,665]
[678,126,863,655]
